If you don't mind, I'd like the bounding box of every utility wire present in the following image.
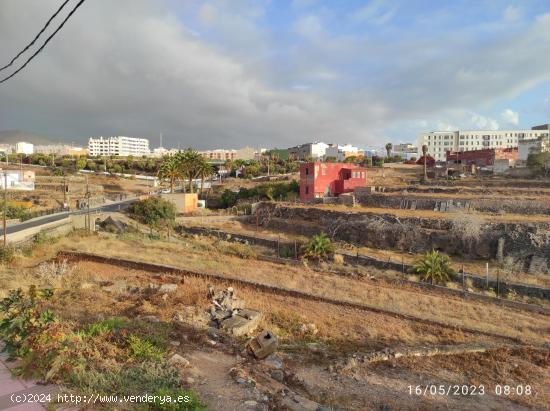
[0,0,71,72]
[0,0,86,85]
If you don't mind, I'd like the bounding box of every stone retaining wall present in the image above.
[355,193,550,215]
[251,203,550,275]
[177,225,550,304]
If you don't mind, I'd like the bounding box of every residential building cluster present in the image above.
[418,124,550,162]
[287,142,366,161]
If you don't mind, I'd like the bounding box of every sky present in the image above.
[0,0,549,150]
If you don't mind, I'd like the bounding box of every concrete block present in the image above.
[221,310,261,337]
[248,330,278,359]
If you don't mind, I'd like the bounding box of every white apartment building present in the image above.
[417,127,548,162]
[288,142,329,160]
[15,142,34,155]
[88,136,150,157]
[324,144,362,161]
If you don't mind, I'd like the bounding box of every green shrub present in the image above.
[85,318,129,337]
[279,245,295,258]
[0,287,55,359]
[129,197,176,233]
[0,287,84,382]
[303,233,335,260]
[410,250,455,285]
[127,335,165,361]
[220,189,238,208]
[0,246,15,264]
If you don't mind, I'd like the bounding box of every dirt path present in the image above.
[185,350,263,411]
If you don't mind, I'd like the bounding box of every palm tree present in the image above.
[410,250,455,284]
[385,143,393,158]
[174,149,204,193]
[422,144,428,181]
[197,161,213,194]
[158,156,180,193]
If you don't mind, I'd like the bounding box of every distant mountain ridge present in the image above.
[0,130,62,145]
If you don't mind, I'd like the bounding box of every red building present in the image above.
[299,162,368,200]
[446,148,518,167]
[415,155,436,167]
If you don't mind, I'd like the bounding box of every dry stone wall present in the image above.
[252,203,550,274]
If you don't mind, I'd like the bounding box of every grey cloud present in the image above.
[0,1,549,150]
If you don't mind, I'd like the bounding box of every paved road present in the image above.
[0,198,137,236]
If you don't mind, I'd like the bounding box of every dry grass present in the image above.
[180,218,550,288]
[34,260,495,351]
[7,232,547,346]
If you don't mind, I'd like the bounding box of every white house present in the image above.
[15,142,34,155]
[287,142,329,160]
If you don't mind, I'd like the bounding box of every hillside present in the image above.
[0,129,59,145]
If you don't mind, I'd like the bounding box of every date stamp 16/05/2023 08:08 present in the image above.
[408,384,534,397]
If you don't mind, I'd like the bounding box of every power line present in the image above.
[0,0,71,72]
[0,0,87,85]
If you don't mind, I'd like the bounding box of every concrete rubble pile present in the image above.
[207,285,262,337]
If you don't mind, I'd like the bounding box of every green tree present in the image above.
[220,189,238,208]
[385,143,393,157]
[410,250,455,284]
[85,160,97,171]
[527,152,550,176]
[174,149,206,193]
[158,156,181,193]
[75,156,87,171]
[303,232,335,260]
[128,197,176,235]
[196,160,213,194]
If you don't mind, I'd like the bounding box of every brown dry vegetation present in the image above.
[2,229,549,411]
[177,217,550,288]
[5,231,548,346]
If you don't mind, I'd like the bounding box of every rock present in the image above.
[169,340,181,347]
[248,330,278,359]
[185,377,195,384]
[159,283,178,294]
[141,315,160,323]
[168,354,190,367]
[220,310,262,337]
[264,354,283,370]
[207,327,219,339]
[270,369,284,383]
[244,400,258,407]
[281,395,320,411]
